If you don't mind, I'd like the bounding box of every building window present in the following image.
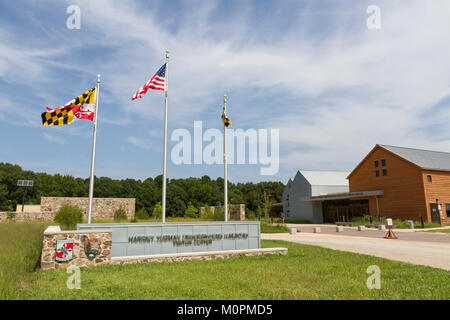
[375,170,380,177]
[446,204,450,218]
[381,159,386,166]
[427,175,432,182]
[375,160,379,168]
[382,169,387,176]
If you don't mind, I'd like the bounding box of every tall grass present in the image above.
[0,222,50,299]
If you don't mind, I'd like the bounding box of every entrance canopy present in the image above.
[302,190,384,201]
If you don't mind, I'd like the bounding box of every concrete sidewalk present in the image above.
[262,232,450,271]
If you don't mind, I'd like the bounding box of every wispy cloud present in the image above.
[127,136,157,151]
[43,132,66,145]
[1,0,449,182]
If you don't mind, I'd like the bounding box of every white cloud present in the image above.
[127,136,156,151]
[43,132,66,145]
[2,0,450,181]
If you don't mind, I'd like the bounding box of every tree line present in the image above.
[0,162,285,217]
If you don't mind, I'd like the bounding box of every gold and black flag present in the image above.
[41,88,96,126]
[221,107,231,127]
[41,108,75,126]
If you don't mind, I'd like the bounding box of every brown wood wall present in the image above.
[422,170,450,224]
[348,146,429,221]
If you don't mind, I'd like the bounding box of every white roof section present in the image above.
[299,170,350,186]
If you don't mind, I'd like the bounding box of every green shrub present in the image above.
[135,208,149,220]
[152,202,162,220]
[260,222,290,233]
[185,203,198,218]
[200,207,214,220]
[6,211,16,222]
[54,203,83,230]
[130,218,138,223]
[247,211,256,220]
[213,207,225,221]
[114,206,127,221]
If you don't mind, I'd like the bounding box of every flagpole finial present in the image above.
[166,50,169,58]
[224,94,227,103]
[97,74,101,83]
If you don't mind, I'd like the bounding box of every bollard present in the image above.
[408,220,414,229]
[313,227,321,233]
[336,226,344,232]
[378,225,386,231]
[358,225,366,231]
[289,227,297,235]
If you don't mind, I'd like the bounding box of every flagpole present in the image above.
[87,74,101,224]
[162,50,169,223]
[223,94,228,222]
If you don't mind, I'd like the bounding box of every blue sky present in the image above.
[0,0,449,183]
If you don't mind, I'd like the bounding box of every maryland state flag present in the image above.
[221,107,231,127]
[41,88,96,126]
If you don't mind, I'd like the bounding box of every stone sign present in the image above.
[78,221,260,257]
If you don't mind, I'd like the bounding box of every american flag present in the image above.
[131,63,166,100]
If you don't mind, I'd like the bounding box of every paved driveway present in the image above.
[262,232,450,271]
[285,224,450,243]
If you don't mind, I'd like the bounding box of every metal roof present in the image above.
[298,170,350,186]
[302,190,384,201]
[380,144,450,171]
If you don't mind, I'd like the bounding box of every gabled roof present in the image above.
[379,145,450,171]
[298,170,350,186]
[348,144,450,178]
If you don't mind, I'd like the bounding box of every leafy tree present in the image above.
[262,191,273,218]
[185,202,198,218]
[135,207,149,220]
[152,202,162,221]
[0,162,285,219]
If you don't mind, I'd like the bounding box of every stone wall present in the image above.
[41,226,112,270]
[40,197,135,220]
[109,247,288,266]
[0,211,54,223]
[0,197,135,223]
[199,204,245,220]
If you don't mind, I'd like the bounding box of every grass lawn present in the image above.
[260,223,290,233]
[1,222,449,300]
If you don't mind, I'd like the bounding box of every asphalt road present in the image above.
[262,230,450,270]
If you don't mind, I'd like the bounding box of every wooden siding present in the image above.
[422,170,450,224]
[349,145,428,221]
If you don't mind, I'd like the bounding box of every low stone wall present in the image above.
[0,211,55,223]
[41,226,287,270]
[110,248,288,266]
[40,197,135,220]
[199,204,245,220]
[41,226,112,270]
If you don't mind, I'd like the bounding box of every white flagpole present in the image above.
[162,50,169,223]
[87,74,101,224]
[223,94,228,222]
